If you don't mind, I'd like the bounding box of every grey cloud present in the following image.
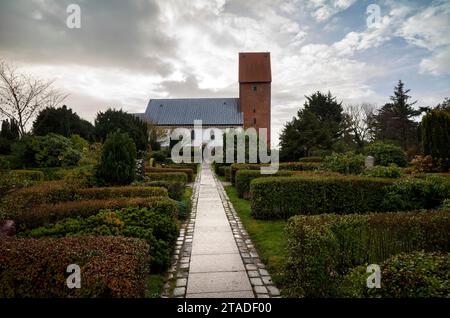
[0,0,176,75]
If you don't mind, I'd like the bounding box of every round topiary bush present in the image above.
[366,142,407,167]
[96,130,137,185]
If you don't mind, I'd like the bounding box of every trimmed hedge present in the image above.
[164,163,198,174]
[1,182,167,219]
[9,170,44,182]
[230,162,319,185]
[145,172,188,184]
[340,251,450,298]
[12,196,178,231]
[134,181,184,201]
[224,166,232,181]
[24,205,178,271]
[145,167,193,182]
[76,186,167,200]
[285,210,450,297]
[0,237,149,298]
[235,170,293,199]
[250,176,394,219]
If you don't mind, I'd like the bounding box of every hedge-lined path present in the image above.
[165,163,280,298]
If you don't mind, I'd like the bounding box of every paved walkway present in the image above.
[164,163,280,298]
[186,164,254,297]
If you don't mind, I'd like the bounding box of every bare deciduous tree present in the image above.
[0,60,68,136]
[344,103,376,149]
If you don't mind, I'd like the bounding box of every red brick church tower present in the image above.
[239,52,272,146]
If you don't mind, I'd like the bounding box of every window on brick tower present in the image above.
[210,130,215,140]
[253,118,256,125]
[252,85,257,92]
[191,130,195,140]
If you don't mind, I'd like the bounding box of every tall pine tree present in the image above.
[370,80,420,150]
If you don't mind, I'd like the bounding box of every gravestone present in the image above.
[365,156,375,169]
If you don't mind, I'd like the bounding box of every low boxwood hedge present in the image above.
[0,182,168,219]
[230,162,320,185]
[250,176,394,219]
[285,210,450,297]
[23,205,178,271]
[145,167,193,182]
[9,170,45,182]
[235,170,294,199]
[145,172,188,184]
[134,181,184,201]
[224,166,232,181]
[12,196,178,231]
[339,251,449,298]
[163,163,198,174]
[0,236,149,298]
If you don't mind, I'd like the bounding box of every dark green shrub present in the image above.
[151,150,169,163]
[421,109,450,171]
[134,181,184,201]
[217,166,226,176]
[381,175,450,211]
[146,172,187,183]
[361,165,402,178]
[340,252,450,298]
[366,142,407,167]
[250,176,394,219]
[285,210,450,297]
[24,206,178,271]
[235,170,293,199]
[96,130,137,185]
[164,163,198,174]
[0,237,149,298]
[322,152,365,175]
[6,196,176,231]
[0,156,10,173]
[145,167,193,182]
[10,134,82,168]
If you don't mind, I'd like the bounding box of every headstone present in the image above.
[0,220,16,237]
[365,156,375,169]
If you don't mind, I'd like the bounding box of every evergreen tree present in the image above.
[279,91,345,161]
[370,80,420,150]
[421,109,450,171]
[32,105,95,141]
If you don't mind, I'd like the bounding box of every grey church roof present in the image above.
[141,98,243,126]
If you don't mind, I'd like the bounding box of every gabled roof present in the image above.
[142,98,243,126]
[239,52,272,83]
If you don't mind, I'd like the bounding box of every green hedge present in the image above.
[0,237,149,298]
[224,166,232,181]
[299,157,323,163]
[23,205,178,271]
[12,197,178,231]
[340,251,449,298]
[145,172,188,184]
[164,163,198,174]
[235,170,293,199]
[76,186,167,200]
[285,210,450,297]
[145,167,194,182]
[1,182,167,219]
[134,181,184,201]
[250,176,394,219]
[230,163,319,185]
[9,170,44,182]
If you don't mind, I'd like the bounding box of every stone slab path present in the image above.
[164,163,280,298]
[186,164,253,298]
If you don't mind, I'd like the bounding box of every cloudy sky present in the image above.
[1,0,449,146]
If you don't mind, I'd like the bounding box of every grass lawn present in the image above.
[224,185,287,291]
[146,274,165,298]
